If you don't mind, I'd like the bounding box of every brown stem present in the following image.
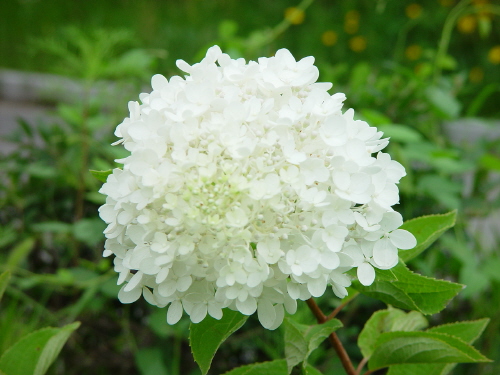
[326,299,348,321]
[305,298,357,375]
[356,357,368,375]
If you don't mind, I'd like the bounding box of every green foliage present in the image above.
[135,348,169,375]
[358,308,428,359]
[222,360,288,375]
[353,262,463,315]
[368,331,490,371]
[190,310,248,375]
[0,272,10,302]
[400,211,457,262]
[284,318,342,372]
[90,169,113,183]
[0,322,80,375]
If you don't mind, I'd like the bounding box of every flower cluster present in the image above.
[99,46,416,329]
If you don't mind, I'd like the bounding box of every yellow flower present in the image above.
[321,30,338,46]
[344,10,360,34]
[405,4,423,19]
[488,45,500,64]
[285,7,305,25]
[457,15,477,34]
[405,45,422,61]
[349,36,367,53]
[469,66,484,83]
[439,0,455,6]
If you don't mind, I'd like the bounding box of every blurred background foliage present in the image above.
[0,0,499,374]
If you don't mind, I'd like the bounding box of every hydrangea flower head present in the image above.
[99,46,416,329]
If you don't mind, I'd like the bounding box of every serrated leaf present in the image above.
[0,271,11,302]
[386,319,490,375]
[400,211,456,262]
[391,311,428,332]
[90,169,113,183]
[358,308,427,359]
[284,318,342,372]
[284,318,307,371]
[222,359,288,375]
[352,262,463,315]
[190,310,248,375]
[427,319,489,344]
[368,331,491,371]
[0,322,80,375]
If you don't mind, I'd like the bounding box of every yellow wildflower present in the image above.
[344,10,360,34]
[405,45,422,61]
[405,4,423,19]
[469,66,484,83]
[285,7,305,25]
[488,45,500,64]
[457,15,477,34]
[349,36,367,53]
[321,30,338,46]
[439,0,455,6]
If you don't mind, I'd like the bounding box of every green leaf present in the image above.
[0,271,11,302]
[6,238,35,269]
[400,211,456,262]
[427,319,490,344]
[90,169,113,183]
[72,218,106,247]
[302,363,324,375]
[417,175,461,209]
[190,309,248,375]
[284,318,342,372]
[135,347,169,375]
[32,221,72,234]
[352,262,463,315]
[222,360,288,375]
[358,308,427,359]
[378,124,423,143]
[425,86,461,119]
[368,331,491,371]
[25,163,57,179]
[0,322,80,375]
[387,319,490,375]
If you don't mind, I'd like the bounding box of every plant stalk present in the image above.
[306,298,357,375]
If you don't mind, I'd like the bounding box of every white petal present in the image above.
[142,287,157,306]
[373,239,398,268]
[357,262,375,286]
[283,296,297,314]
[322,251,340,270]
[124,271,143,292]
[177,276,193,292]
[257,300,276,329]
[389,229,417,250]
[267,304,285,330]
[208,303,223,320]
[118,284,142,304]
[167,300,183,324]
[236,296,257,315]
[190,304,208,324]
[287,282,300,300]
[307,277,327,297]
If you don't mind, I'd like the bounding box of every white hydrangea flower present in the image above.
[99,45,416,329]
